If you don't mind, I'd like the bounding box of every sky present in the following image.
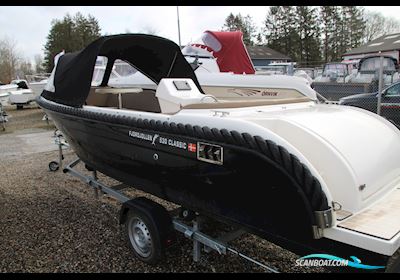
[1,6,400,65]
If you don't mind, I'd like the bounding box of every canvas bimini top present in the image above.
[41,34,204,107]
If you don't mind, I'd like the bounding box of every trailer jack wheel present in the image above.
[125,207,165,264]
[48,161,59,172]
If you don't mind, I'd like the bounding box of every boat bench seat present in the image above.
[182,96,311,109]
[86,86,161,113]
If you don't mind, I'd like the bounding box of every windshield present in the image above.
[323,64,348,76]
[360,57,396,72]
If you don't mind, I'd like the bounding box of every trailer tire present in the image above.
[385,248,400,273]
[16,104,23,110]
[124,203,168,265]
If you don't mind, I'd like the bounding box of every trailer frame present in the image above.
[61,157,279,273]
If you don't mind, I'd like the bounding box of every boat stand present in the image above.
[62,158,280,273]
[48,129,69,172]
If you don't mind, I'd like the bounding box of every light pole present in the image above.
[177,6,182,48]
[377,51,384,116]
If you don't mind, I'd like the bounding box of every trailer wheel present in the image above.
[16,105,23,110]
[125,207,165,264]
[385,248,400,273]
[48,161,59,172]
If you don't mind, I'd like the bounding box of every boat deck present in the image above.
[338,188,400,240]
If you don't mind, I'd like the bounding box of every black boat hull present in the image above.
[38,97,389,268]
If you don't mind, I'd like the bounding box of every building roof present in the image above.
[246,45,291,60]
[344,33,400,55]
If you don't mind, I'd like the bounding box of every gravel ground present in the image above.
[0,149,327,273]
[0,112,327,272]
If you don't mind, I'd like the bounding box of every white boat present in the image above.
[0,81,20,105]
[38,34,400,271]
[8,74,49,109]
[0,83,18,95]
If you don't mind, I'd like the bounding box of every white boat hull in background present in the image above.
[8,89,35,105]
[0,92,10,106]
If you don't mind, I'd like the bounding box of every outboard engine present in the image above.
[17,80,29,89]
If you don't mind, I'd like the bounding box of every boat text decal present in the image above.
[228,88,279,97]
[128,130,195,151]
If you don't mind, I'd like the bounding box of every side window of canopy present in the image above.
[91,57,155,88]
[91,56,109,86]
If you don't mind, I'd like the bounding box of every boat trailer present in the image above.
[49,132,279,272]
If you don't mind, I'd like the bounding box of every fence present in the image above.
[308,56,400,128]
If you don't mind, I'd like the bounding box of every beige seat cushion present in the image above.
[85,86,161,113]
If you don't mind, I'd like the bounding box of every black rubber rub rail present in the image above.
[38,96,329,213]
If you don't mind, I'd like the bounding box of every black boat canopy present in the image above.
[42,34,204,107]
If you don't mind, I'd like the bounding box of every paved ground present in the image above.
[0,129,58,160]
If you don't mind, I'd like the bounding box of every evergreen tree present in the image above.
[319,6,335,62]
[342,6,365,50]
[222,13,256,46]
[295,6,321,66]
[43,12,101,72]
[280,6,300,61]
[264,6,284,51]
[264,6,298,60]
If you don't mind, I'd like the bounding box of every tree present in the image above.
[256,33,264,45]
[139,25,159,35]
[43,12,101,72]
[222,13,256,46]
[363,11,400,43]
[34,54,45,74]
[320,6,337,62]
[363,11,386,43]
[263,6,299,60]
[384,17,400,35]
[295,6,321,66]
[16,58,34,78]
[263,6,283,51]
[0,37,20,83]
[342,6,365,49]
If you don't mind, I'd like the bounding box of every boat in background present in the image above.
[111,31,318,101]
[0,92,10,106]
[8,74,50,109]
[312,56,400,101]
